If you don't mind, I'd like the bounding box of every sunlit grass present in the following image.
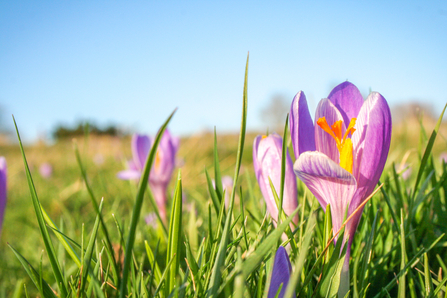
[1,67,447,297]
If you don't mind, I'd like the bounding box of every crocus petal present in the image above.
[254,134,298,223]
[151,129,178,184]
[253,135,262,180]
[0,157,7,236]
[268,246,293,298]
[117,169,142,180]
[346,92,391,243]
[131,134,152,170]
[350,92,392,206]
[290,91,316,158]
[294,151,357,238]
[328,81,364,124]
[314,98,344,164]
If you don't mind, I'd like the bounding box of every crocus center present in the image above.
[155,149,162,172]
[316,117,357,173]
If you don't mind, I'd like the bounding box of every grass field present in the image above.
[1,90,447,297]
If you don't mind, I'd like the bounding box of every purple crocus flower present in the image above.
[290,82,392,291]
[39,162,53,179]
[0,157,7,238]
[440,152,447,164]
[395,163,412,180]
[118,130,179,221]
[268,246,293,298]
[212,175,234,207]
[253,133,298,225]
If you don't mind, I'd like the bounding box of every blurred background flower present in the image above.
[39,162,53,179]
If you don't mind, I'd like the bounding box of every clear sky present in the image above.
[1,1,446,142]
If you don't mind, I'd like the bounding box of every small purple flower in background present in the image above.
[395,163,412,180]
[440,152,447,164]
[39,163,53,179]
[253,133,298,225]
[291,82,392,294]
[212,175,234,207]
[145,212,157,228]
[0,157,7,238]
[118,129,179,221]
[268,246,293,298]
[221,175,233,206]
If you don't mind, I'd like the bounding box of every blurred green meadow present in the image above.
[0,96,447,297]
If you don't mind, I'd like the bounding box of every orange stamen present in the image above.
[317,117,357,173]
[331,120,343,141]
[155,149,162,171]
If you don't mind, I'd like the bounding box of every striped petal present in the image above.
[290,91,315,158]
[350,92,392,208]
[253,134,298,223]
[347,92,392,241]
[294,151,357,239]
[314,98,344,164]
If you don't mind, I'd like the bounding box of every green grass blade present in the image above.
[145,240,162,286]
[119,109,176,298]
[241,207,300,278]
[41,206,81,268]
[412,103,447,196]
[80,199,104,295]
[205,168,221,214]
[11,279,24,298]
[166,170,183,296]
[233,247,245,298]
[213,127,224,203]
[424,253,434,296]
[279,114,289,226]
[373,233,444,298]
[206,53,249,298]
[8,244,58,298]
[73,141,119,285]
[153,254,177,298]
[146,187,169,237]
[12,116,68,297]
[284,209,316,298]
[398,210,406,298]
[358,208,379,296]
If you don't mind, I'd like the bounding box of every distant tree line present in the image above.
[52,122,125,140]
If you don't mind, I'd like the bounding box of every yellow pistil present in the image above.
[317,117,357,173]
[155,149,162,172]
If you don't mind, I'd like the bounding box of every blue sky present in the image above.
[1,1,446,142]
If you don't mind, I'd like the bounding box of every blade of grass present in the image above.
[13,116,68,297]
[205,168,221,215]
[73,141,119,286]
[213,127,224,203]
[119,109,176,298]
[8,244,58,298]
[398,209,406,298]
[373,233,444,298]
[146,187,169,237]
[145,240,162,286]
[206,53,249,298]
[165,170,183,296]
[80,199,104,295]
[284,208,316,298]
[241,207,300,279]
[412,103,447,197]
[278,114,289,226]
